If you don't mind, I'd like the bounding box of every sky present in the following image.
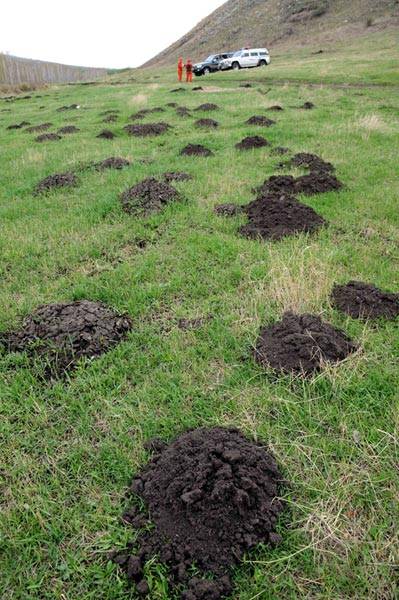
[1,0,226,69]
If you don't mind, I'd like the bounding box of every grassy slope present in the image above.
[1,32,398,599]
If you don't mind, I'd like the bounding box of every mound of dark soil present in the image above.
[170,87,185,93]
[289,153,334,173]
[254,312,358,375]
[180,144,213,157]
[124,122,170,137]
[214,203,243,216]
[192,86,203,91]
[7,121,30,130]
[239,83,252,88]
[255,175,296,196]
[195,103,219,111]
[57,125,80,134]
[95,157,130,171]
[331,281,399,320]
[26,122,53,133]
[301,101,315,109]
[129,108,165,121]
[176,106,192,117]
[268,105,283,111]
[246,116,275,126]
[35,133,62,143]
[240,195,326,240]
[163,171,192,182]
[97,129,116,139]
[295,171,343,195]
[195,118,219,128]
[236,136,270,150]
[102,114,118,123]
[1,300,132,377]
[113,427,284,599]
[121,177,180,215]
[57,103,80,112]
[272,146,290,155]
[35,172,77,194]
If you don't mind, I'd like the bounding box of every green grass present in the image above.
[0,33,398,600]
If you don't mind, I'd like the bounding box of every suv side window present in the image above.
[251,52,258,56]
[243,53,249,57]
[260,52,267,56]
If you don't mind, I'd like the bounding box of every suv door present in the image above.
[240,52,251,67]
[249,52,259,67]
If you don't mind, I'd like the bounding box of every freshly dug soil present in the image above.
[35,133,61,142]
[129,108,165,121]
[240,83,252,88]
[57,125,80,134]
[1,300,132,377]
[245,116,275,126]
[113,427,284,599]
[26,122,53,133]
[7,121,30,130]
[289,153,334,173]
[214,203,243,216]
[95,156,130,170]
[195,118,219,128]
[295,171,343,195]
[331,281,399,320]
[176,106,191,117]
[97,129,116,139]
[195,103,219,111]
[163,171,192,182]
[301,101,315,109]
[272,146,290,155]
[102,114,118,123]
[255,175,296,196]
[254,312,358,375]
[192,86,203,91]
[35,171,77,194]
[180,144,213,157]
[121,177,180,215]
[170,87,186,93]
[57,103,79,112]
[240,195,326,240]
[268,105,283,111]
[236,136,270,150]
[124,122,170,137]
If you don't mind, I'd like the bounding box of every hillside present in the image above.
[0,53,109,86]
[143,0,399,66]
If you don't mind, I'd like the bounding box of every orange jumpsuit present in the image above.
[177,58,183,82]
[185,59,193,83]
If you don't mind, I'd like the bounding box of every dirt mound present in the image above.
[1,300,132,377]
[35,133,61,143]
[170,87,186,93]
[97,129,115,139]
[240,195,326,240]
[289,152,334,173]
[163,171,192,182]
[57,103,80,112]
[246,115,275,126]
[236,136,270,150]
[26,122,53,133]
[272,146,290,155]
[180,144,213,157]
[195,118,219,128]
[95,157,130,171]
[195,103,219,111]
[300,101,315,109]
[254,312,358,375]
[57,125,80,134]
[7,121,30,130]
[214,203,243,216]
[192,86,203,91]
[124,122,170,137]
[129,107,166,121]
[113,427,284,599]
[331,281,399,320]
[121,177,180,215]
[239,83,252,88]
[176,106,192,117]
[35,172,78,194]
[268,105,283,111]
[295,171,343,195]
[255,175,297,196]
[102,114,118,123]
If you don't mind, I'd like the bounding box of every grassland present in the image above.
[0,32,398,599]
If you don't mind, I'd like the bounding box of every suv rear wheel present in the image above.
[259,60,267,67]
[232,62,240,70]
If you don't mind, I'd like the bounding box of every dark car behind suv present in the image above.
[193,53,234,76]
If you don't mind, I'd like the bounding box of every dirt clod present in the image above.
[170,87,186,93]
[195,118,219,128]
[245,115,275,126]
[192,86,203,91]
[26,122,53,133]
[163,172,192,182]
[57,125,80,134]
[180,144,213,157]
[176,106,192,117]
[301,101,315,109]
[331,281,399,320]
[195,103,219,111]
[35,133,62,142]
[35,172,77,194]
[57,103,80,112]
[254,312,358,375]
[95,157,130,170]
[121,177,180,215]
[97,129,116,139]
[214,203,243,216]
[124,122,170,137]
[114,427,284,599]
[235,136,270,150]
[239,83,252,88]
[1,300,132,377]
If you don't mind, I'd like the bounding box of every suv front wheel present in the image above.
[232,62,241,70]
[258,60,267,67]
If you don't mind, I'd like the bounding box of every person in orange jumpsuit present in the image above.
[185,59,193,83]
[177,57,183,82]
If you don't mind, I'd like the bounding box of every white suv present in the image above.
[220,48,271,71]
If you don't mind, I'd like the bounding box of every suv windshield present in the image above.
[205,55,216,62]
[233,51,242,57]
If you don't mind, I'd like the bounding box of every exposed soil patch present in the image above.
[35,171,77,194]
[268,105,283,111]
[176,106,192,117]
[195,103,219,111]
[35,133,62,143]
[1,300,132,377]
[177,315,211,330]
[214,203,243,216]
[57,103,80,112]
[289,152,334,173]
[295,171,343,195]
[7,121,30,130]
[163,171,193,182]
[57,125,80,134]
[240,83,252,88]
[236,136,270,150]
[180,144,213,157]
[245,115,275,126]
[129,108,165,121]
[240,195,326,240]
[331,281,399,320]
[192,86,203,91]
[255,175,296,196]
[95,157,130,171]
[102,114,118,123]
[254,312,358,375]
[113,427,284,599]
[170,87,186,93]
[124,122,171,137]
[300,101,315,109]
[26,122,53,133]
[121,177,180,216]
[195,118,219,128]
[272,146,290,155]
[97,129,116,139]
